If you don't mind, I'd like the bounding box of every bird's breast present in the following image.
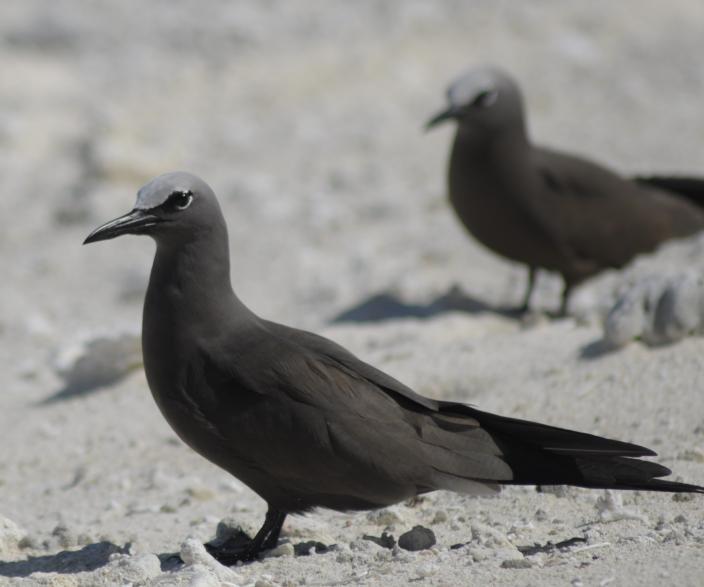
[448,149,564,270]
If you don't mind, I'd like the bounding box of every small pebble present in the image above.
[415,563,438,578]
[431,510,448,524]
[398,526,436,551]
[534,508,548,522]
[468,547,490,562]
[293,540,330,556]
[471,522,512,548]
[366,509,402,526]
[186,486,216,501]
[501,558,532,569]
[51,523,76,548]
[266,541,294,558]
[677,448,704,463]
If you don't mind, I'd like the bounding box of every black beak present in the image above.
[425,106,459,131]
[83,209,160,244]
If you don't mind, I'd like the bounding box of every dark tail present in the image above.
[439,402,704,494]
[634,175,704,209]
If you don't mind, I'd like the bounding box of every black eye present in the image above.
[471,89,498,108]
[168,190,193,210]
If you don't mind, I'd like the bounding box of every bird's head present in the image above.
[426,65,524,134]
[84,172,224,246]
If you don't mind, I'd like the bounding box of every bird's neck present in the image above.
[453,121,530,162]
[454,109,529,158]
[145,227,254,331]
[448,124,533,200]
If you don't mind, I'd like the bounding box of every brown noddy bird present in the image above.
[84,172,703,563]
[427,66,704,315]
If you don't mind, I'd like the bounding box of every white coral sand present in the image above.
[1,2,704,586]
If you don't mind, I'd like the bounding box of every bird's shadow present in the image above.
[0,541,129,578]
[157,540,331,571]
[578,339,622,360]
[39,373,132,405]
[331,287,524,324]
[0,541,195,578]
[580,334,691,360]
[577,336,679,360]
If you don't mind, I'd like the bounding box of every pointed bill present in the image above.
[83,209,160,244]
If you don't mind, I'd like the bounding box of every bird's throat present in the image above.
[144,231,251,336]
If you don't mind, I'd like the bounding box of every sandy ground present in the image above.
[1,1,704,585]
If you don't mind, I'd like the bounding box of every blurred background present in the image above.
[1,2,704,583]
[3,0,704,338]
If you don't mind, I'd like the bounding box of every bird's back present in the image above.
[530,147,704,273]
[195,319,704,507]
[448,130,704,285]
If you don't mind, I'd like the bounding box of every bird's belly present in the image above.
[143,374,221,458]
[142,359,415,512]
[211,402,418,512]
[144,377,281,501]
[140,336,232,469]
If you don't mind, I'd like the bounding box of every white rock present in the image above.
[651,273,704,342]
[179,537,243,584]
[470,522,513,548]
[264,541,294,558]
[106,553,162,583]
[603,271,704,347]
[0,515,27,556]
[595,490,648,524]
[415,562,438,578]
[366,506,403,526]
[149,565,222,587]
[603,276,665,347]
[54,331,142,393]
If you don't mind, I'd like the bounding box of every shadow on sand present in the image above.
[578,339,622,360]
[331,287,523,324]
[39,373,132,405]
[0,542,129,578]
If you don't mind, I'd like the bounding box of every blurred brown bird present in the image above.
[428,66,704,315]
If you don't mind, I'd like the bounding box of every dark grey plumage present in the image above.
[84,172,703,563]
[427,66,704,315]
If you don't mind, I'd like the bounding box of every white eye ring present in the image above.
[175,193,193,210]
[472,89,498,108]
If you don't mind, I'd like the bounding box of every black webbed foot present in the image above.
[204,506,287,566]
[205,529,262,564]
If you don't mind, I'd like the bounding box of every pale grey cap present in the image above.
[135,171,214,210]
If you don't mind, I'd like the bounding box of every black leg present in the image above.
[518,267,537,313]
[205,506,287,565]
[559,281,572,317]
[254,508,287,551]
